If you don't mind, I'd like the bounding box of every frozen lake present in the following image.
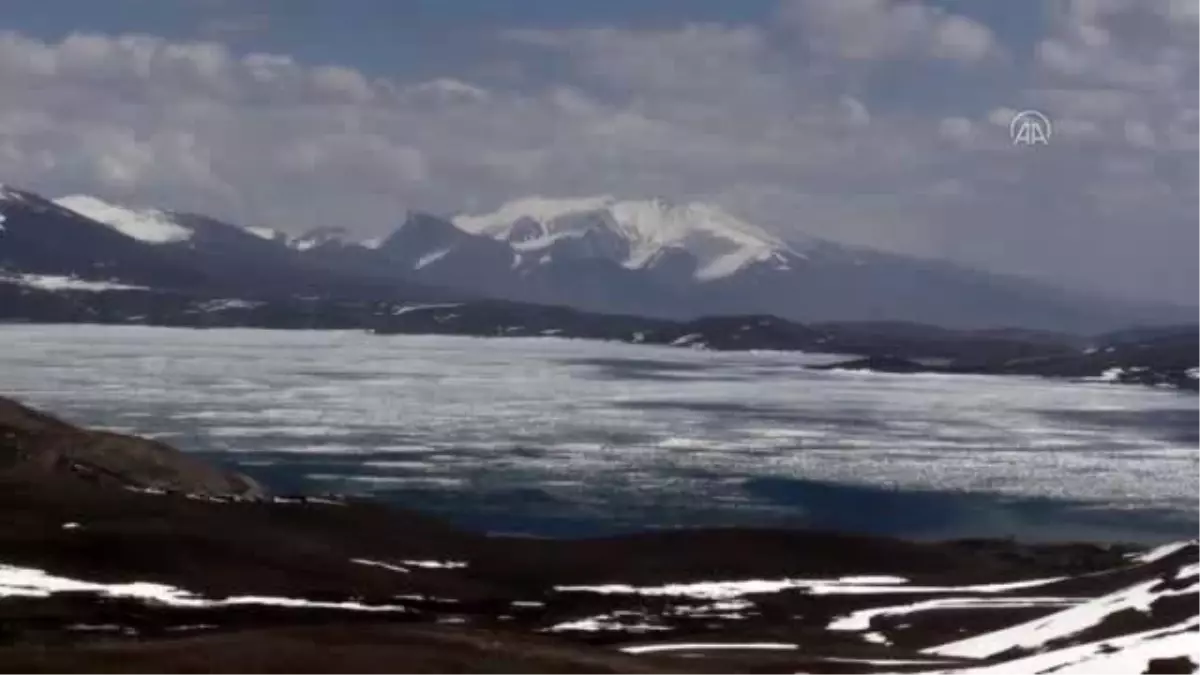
[2,324,1196,542]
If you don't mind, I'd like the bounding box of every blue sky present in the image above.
[0,0,1195,303]
[4,0,778,73]
[2,0,1040,82]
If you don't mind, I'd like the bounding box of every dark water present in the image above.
[239,459,1197,544]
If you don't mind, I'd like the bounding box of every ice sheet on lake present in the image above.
[0,324,1194,532]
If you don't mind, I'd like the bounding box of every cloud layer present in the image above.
[0,0,1195,303]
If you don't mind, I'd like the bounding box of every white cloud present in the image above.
[938,117,973,144]
[309,65,374,103]
[1036,0,1197,90]
[930,15,996,62]
[839,96,871,126]
[1123,120,1157,149]
[779,0,998,63]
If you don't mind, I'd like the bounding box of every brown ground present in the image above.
[0,395,1194,673]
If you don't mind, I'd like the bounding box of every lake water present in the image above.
[2,324,1196,543]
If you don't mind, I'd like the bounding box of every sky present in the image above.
[0,0,1196,304]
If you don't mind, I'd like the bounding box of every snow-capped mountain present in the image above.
[453,196,798,281]
[52,195,385,254]
[0,186,216,291]
[376,195,1182,331]
[0,187,443,303]
[0,184,1191,332]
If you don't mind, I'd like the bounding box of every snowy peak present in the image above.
[288,226,382,252]
[50,193,387,253]
[0,183,23,202]
[245,227,284,242]
[611,198,797,280]
[54,195,194,245]
[454,196,618,238]
[453,196,797,281]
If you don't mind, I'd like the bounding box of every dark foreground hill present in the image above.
[0,396,1196,673]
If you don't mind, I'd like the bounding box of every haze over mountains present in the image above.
[0,183,1191,333]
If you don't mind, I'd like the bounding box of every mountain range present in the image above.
[0,183,1192,333]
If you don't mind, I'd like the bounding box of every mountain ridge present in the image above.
[1,184,1192,332]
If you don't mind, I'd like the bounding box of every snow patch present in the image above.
[924,557,1199,659]
[0,562,409,612]
[1092,367,1126,382]
[454,196,803,281]
[1129,541,1195,564]
[55,195,193,244]
[554,575,1067,600]
[864,631,891,645]
[198,299,262,312]
[287,227,380,251]
[0,274,148,292]
[390,303,463,317]
[124,486,168,496]
[829,596,1076,632]
[401,560,468,570]
[545,611,670,634]
[245,227,280,241]
[351,559,409,574]
[415,248,450,270]
[619,642,797,655]
[666,599,754,618]
[821,656,958,666]
[669,333,706,348]
[916,617,1200,674]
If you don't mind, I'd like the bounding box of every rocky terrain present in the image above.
[0,396,1196,673]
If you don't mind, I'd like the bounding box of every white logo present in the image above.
[1010,110,1051,146]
